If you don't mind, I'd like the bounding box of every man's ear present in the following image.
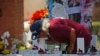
[39,30,48,38]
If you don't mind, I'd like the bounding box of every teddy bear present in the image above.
[0,31,11,54]
[1,31,10,49]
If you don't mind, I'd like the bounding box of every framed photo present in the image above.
[47,0,68,18]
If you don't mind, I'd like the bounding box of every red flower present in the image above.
[28,9,48,24]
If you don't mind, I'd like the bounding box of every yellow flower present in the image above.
[28,8,48,24]
[2,49,11,55]
[19,46,26,50]
[0,41,4,49]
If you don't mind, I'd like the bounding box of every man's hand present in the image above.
[67,45,74,53]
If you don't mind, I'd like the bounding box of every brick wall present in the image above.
[0,0,24,41]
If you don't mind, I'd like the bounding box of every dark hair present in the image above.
[30,20,42,32]
[30,20,42,39]
[55,0,63,4]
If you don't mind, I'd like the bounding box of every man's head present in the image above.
[30,20,42,40]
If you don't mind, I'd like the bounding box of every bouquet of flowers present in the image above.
[29,8,48,24]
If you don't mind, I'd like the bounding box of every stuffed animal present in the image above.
[23,21,32,49]
[1,31,10,49]
[0,31,11,54]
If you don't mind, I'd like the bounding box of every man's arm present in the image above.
[67,28,76,53]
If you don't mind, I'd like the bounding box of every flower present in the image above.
[29,8,48,24]
[2,49,11,55]
[0,40,5,49]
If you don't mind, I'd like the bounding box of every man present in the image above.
[30,17,92,54]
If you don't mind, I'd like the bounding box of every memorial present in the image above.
[0,0,100,56]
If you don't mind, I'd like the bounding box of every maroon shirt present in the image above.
[49,18,92,53]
